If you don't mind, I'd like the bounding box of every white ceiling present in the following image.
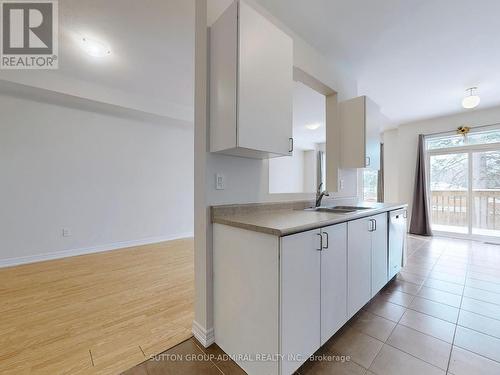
[0,0,194,121]
[293,81,325,150]
[254,0,500,126]
[4,0,500,127]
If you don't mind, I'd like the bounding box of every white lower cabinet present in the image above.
[280,223,348,374]
[320,224,348,345]
[280,223,347,374]
[371,213,388,297]
[347,213,389,318]
[213,211,395,375]
[280,230,322,375]
[347,217,372,318]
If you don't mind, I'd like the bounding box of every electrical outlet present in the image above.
[339,179,345,190]
[216,173,225,190]
[62,228,72,237]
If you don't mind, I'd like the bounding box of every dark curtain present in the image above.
[409,134,433,236]
[377,143,384,202]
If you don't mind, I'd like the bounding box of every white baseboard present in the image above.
[192,320,215,348]
[0,232,194,269]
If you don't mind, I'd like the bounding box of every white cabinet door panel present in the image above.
[339,96,382,169]
[321,223,347,345]
[280,229,321,375]
[209,1,238,152]
[371,213,388,297]
[237,1,293,155]
[340,96,366,168]
[347,217,372,318]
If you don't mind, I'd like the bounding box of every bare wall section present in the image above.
[0,92,194,265]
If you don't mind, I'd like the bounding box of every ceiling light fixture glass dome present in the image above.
[305,123,321,130]
[81,37,111,58]
[462,87,480,109]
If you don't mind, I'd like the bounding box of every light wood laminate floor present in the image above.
[0,238,194,375]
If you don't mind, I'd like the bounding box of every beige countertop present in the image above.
[212,201,408,236]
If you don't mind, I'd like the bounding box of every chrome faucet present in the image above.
[315,183,330,207]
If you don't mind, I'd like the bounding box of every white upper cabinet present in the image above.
[210,1,294,159]
[339,96,381,170]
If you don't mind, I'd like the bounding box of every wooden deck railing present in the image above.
[431,190,500,230]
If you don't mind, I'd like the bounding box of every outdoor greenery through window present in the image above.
[426,128,500,150]
[426,127,500,238]
[429,153,468,191]
[363,170,378,202]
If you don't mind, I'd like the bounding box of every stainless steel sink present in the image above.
[304,206,372,214]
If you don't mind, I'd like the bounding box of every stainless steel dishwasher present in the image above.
[388,208,408,279]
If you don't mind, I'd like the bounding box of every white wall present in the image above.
[383,105,500,216]
[0,88,194,266]
[269,151,306,194]
[268,148,320,194]
[382,129,399,203]
[303,150,317,193]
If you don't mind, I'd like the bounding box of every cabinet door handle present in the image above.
[368,219,377,232]
[403,210,408,219]
[322,232,329,249]
[316,233,323,251]
[366,156,371,166]
[289,138,294,153]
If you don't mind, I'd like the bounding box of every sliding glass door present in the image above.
[472,150,500,237]
[429,152,469,234]
[427,130,500,240]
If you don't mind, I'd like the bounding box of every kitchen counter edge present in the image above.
[212,203,408,237]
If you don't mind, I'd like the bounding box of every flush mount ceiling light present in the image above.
[462,87,480,109]
[80,37,111,58]
[305,123,321,130]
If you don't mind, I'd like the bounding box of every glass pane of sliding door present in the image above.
[472,150,500,237]
[429,153,469,234]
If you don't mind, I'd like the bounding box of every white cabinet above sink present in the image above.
[339,96,382,170]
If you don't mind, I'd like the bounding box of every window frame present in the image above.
[425,129,500,242]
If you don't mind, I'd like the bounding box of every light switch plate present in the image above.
[216,173,225,190]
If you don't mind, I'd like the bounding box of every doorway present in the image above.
[427,128,500,240]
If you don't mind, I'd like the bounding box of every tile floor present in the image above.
[125,235,500,375]
[122,337,245,375]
